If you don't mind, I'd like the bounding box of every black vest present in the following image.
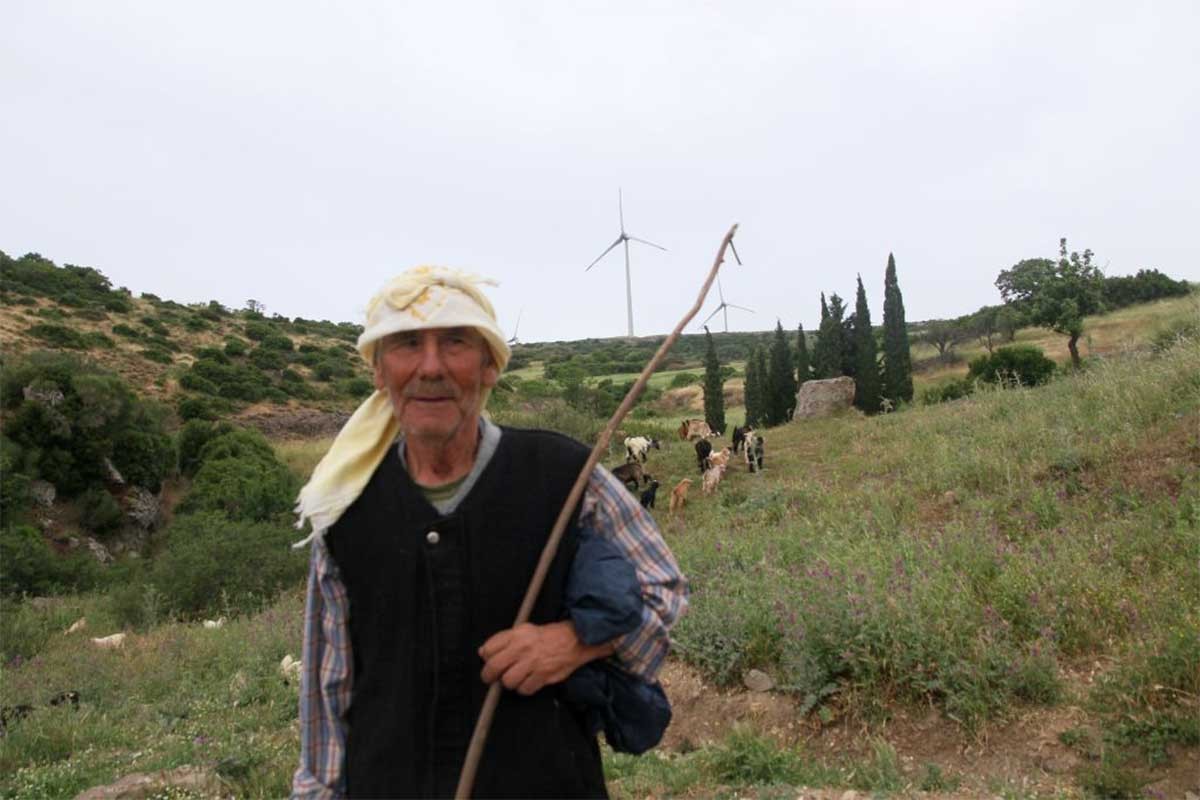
[325,427,608,799]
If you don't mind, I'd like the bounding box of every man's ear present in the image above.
[481,362,500,389]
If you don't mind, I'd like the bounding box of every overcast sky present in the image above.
[3,1,1198,343]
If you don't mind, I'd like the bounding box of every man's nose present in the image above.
[416,335,444,377]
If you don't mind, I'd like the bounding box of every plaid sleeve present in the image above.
[291,537,352,800]
[580,466,689,680]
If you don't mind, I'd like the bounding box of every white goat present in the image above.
[702,463,727,495]
[624,436,660,463]
[90,632,126,650]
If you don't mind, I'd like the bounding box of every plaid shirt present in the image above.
[291,465,688,799]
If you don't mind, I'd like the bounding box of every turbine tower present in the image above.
[584,189,666,337]
[700,274,754,333]
[507,309,523,345]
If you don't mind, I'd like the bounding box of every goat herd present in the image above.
[609,419,765,519]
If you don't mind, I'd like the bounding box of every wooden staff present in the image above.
[455,223,741,799]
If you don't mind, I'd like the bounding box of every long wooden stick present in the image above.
[454,224,740,798]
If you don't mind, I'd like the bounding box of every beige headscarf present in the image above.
[293,266,511,545]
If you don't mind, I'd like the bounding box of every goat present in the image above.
[280,654,302,684]
[678,418,714,441]
[64,617,87,635]
[708,447,732,470]
[701,463,727,495]
[731,425,753,454]
[669,478,693,516]
[745,434,765,473]
[624,436,660,463]
[90,632,126,650]
[694,439,713,474]
[202,617,227,629]
[639,479,660,509]
[610,462,651,491]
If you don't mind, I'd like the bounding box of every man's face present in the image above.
[373,326,499,444]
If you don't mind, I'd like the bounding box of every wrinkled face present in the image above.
[372,326,499,444]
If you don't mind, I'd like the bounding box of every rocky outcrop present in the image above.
[238,408,351,439]
[73,766,226,800]
[793,377,856,420]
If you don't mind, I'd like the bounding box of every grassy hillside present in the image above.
[3,329,1196,798]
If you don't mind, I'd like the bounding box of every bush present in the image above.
[79,487,123,535]
[142,512,308,620]
[111,323,142,339]
[177,420,236,476]
[111,428,175,491]
[260,333,294,352]
[177,395,227,421]
[669,372,700,388]
[84,332,115,349]
[194,346,229,364]
[1150,317,1199,353]
[0,525,100,597]
[249,347,287,371]
[920,378,974,405]
[26,323,88,349]
[338,377,373,398]
[0,437,31,522]
[224,338,248,357]
[968,345,1056,388]
[244,320,271,341]
[177,429,296,521]
[140,347,173,364]
[179,371,219,395]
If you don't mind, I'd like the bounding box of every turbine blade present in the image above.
[728,303,756,313]
[627,235,667,251]
[701,306,723,326]
[585,236,624,271]
[728,239,743,265]
[618,188,625,233]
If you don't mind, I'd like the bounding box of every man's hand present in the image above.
[478,621,616,696]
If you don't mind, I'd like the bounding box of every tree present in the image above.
[969,305,1023,354]
[766,321,797,425]
[795,322,811,387]
[852,276,881,414]
[812,293,847,379]
[742,345,762,427]
[245,299,266,316]
[995,238,1105,367]
[754,345,769,424]
[702,328,726,435]
[881,253,913,404]
[922,318,970,362]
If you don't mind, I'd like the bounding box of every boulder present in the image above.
[123,487,162,530]
[83,537,114,565]
[743,669,775,692]
[793,377,855,420]
[29,480,56,508]
[73,766,225,800]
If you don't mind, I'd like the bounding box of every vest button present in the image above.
[426,530,440,545]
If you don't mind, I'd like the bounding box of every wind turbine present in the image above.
[700,274,754,333]
[507,309,523,345]
[584,189,667,337]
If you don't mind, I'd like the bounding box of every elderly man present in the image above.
[291,267,687,799]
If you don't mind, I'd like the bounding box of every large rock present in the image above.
[123,487,162,530]
[73,766,225,799]
[793,377,856,420]
[29,480,56,508]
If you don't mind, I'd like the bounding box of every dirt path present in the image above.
[657,661,1200,798]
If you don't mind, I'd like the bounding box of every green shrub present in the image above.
[111,323,142,339]
[177,395,228,421]
[920,377,973,405]
[179,371,220,395]
[183,316,210,331]
[26,323,88,349]
[0,525,100,597]
[79,487,123,534]
[249,347,287,371]
[74,307,108,322]
[111,428,175,491]
[139,315,170,336]
[177,420,235,476]
[338,377,373,398]
[224,338,248,357]
[244,320,271,341]
[968,345,1056,388]
[0,437,31,522]
[669,372,699,388]
[102,294,132,312]
[140,347,172,364]
[260,333,294,352]
[142,512,307,620]
[178,429,296,521]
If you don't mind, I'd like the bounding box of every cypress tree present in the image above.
[882,253,914,404]
[795,322,810,387]
[767,321,797,425]
[813,292,846,378]
[742,345,761,427]
[852,275,881,413]
[702,327,726,435]
[754,345,769,424]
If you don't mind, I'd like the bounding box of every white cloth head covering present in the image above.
[293,266,511,545]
